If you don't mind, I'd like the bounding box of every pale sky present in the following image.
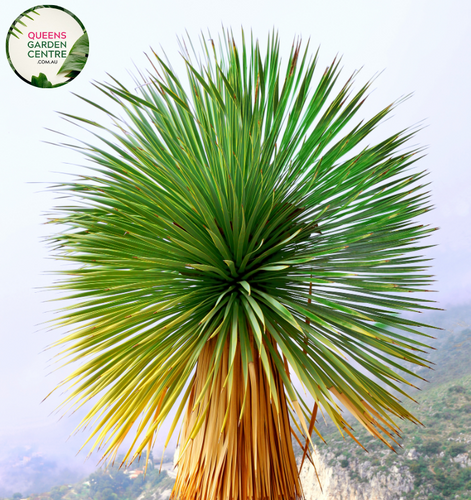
[1,0,470,494]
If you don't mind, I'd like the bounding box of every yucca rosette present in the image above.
[48,31,436,500]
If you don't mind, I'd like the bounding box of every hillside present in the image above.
[297,308,471,500]
[300,370,471,499]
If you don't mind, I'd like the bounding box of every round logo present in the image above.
[6,5,89,88]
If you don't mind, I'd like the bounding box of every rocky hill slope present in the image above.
[300,371,471,499]
[297,307,471,500]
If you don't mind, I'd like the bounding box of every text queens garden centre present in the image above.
[27,32,68,62]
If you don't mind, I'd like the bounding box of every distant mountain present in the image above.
[0,448,90,500]
[9,457,176,500]
[415,305,471,389]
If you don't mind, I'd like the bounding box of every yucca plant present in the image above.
[48,31,437,500]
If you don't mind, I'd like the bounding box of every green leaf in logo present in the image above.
[31,72,52,88]
[57,32,89,80]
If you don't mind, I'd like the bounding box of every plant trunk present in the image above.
[172,336,303,500]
